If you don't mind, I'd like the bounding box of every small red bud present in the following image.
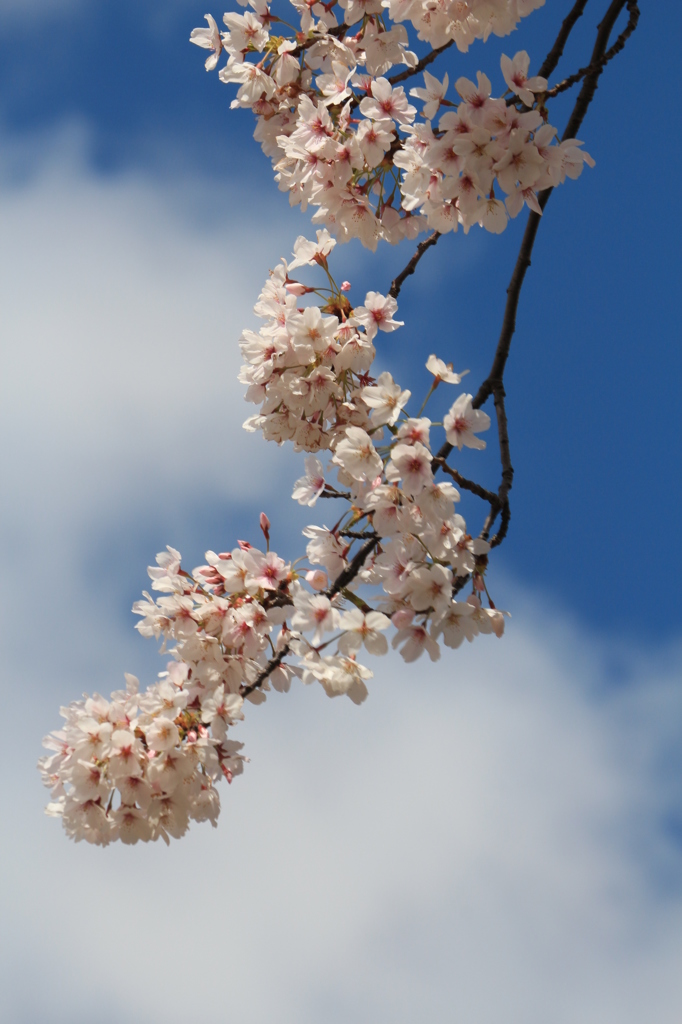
[259,513,271,545]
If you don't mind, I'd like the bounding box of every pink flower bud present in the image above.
[340,280,351,292]
[285,282,309,296]
[473,574,485,591]
[260,512,271,543]
[391,608,414,629]
[305,569,328,591]
[237,539,252,551]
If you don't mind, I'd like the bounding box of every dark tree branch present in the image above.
[389,231,440,299]
[293,22,348,57]
[562,0,639,141]
[326,535,379,598]
[243,0,641,696]
[241,645,290,698]
[432,0,639,548]
[538,0,592,80]
[388,39,455,86]
[546,0,639,98]
[488,384,513,548]
[432,457,499,507]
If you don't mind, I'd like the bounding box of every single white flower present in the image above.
[338,608,391,655]
[145,717,180,752]
[500,51,547,108]
[410,70,449,120]
[444,394,491,450]
[291,592,340,646]
[333,426,383,481]
[353,292,403,340]
[390,442,433,496]
[426,354,469,384]
[362,372,411,427]
[190,15,223,71]
[292,456,327,506]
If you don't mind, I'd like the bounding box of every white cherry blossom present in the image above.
[338,608,391,655]
[189,14,223,71]
[444,394,492,450]
[426,354,469,384]
[500,51,547,108]
[362,372,411,427]
[333,426,383,481]
[292,456,327,506]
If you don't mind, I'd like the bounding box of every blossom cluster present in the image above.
[38,664,245,846]
[190,0,593,247]
[40,0,580,845]
[40,237,505,843]
[241,228,396,450]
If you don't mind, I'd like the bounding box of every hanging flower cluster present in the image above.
[40,0,626,845]
[40,238,505,843]
[189,0,593,248]
[38,666,245,846]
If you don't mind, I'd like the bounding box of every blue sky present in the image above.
[2,0,678,639]
[1,2,682,1021]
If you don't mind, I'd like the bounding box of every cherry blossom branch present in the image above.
[241,645,290,698]
[240,535,380,697]
[388,40,455,86]
[469,0,639,413]
[389,231,441,299]
[44,2,648,849]
[545,0,640,98]
[432,458,499,507]
[433,0,639,551]
[487,384,513,548]
[537,0,592,80]
[291,21,348,56]
[561,0,639,139]
[326,535,380,598]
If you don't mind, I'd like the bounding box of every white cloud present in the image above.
[3,611,682,1023]
[0,124,300,545]
[1,130,682,1024]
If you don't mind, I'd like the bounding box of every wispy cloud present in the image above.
[0,123,300,538]
[1,128,681,1024]
[3,612,682,1023]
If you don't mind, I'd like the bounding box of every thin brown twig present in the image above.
[389,231,440,299]
[290,21,348,57]
[488,384,513,548]
[388,39,455,86]
[545,0,640,98]
[241,644,290,698]
[432,458,499,507]
[538,0,592,80]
